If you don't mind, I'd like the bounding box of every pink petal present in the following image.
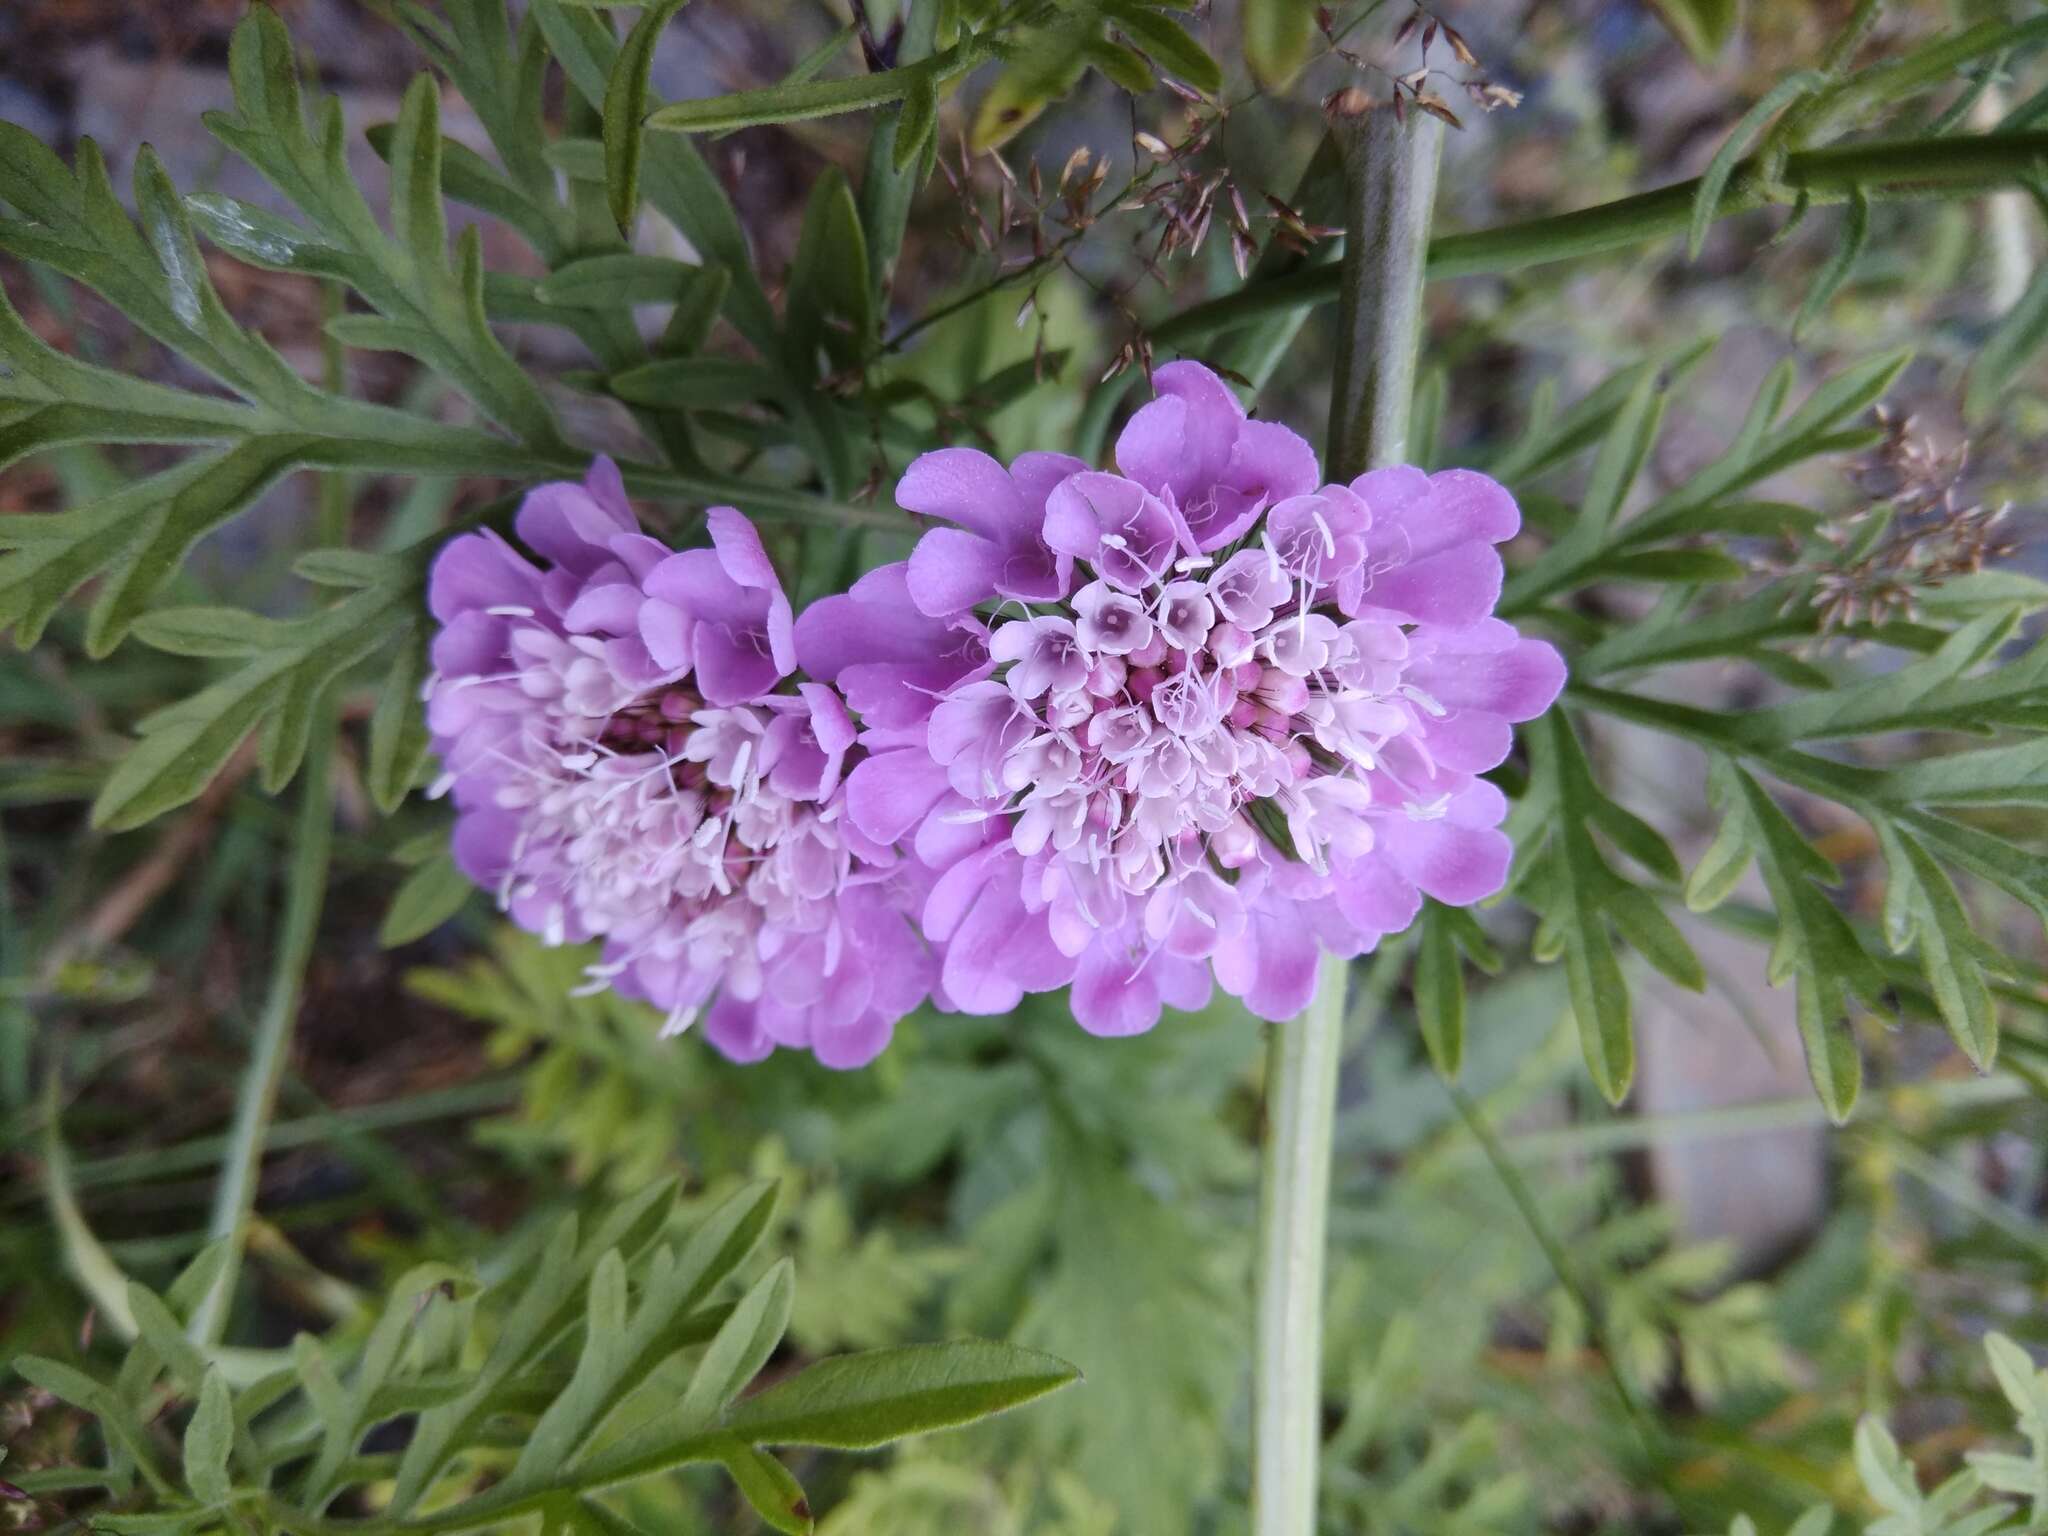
[562,582,643,636]
[1367,542,1503,627]
[907,527,1006,617]
[813,1010,895,1069]
[1071,939,1164,1037]
[1381,819,1512,906]
[897,448,1025,539]
[638,597,693,672]
[1408,637,1566,720]
[428,530,541,622]
[845,748,952,844]
[704,994,777,1063]
[1007,451,1089,509]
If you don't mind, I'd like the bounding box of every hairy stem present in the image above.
[1251,103,1442,1536]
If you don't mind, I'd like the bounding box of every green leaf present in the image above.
[1853,1415,1924,1515]
[182,1372,233,1508]
[130,605,288,658]
[389,74,450,276]
[1648,0,1739,67]
[0,440,303,655]
[607,357,784,410]
[533,7,780,354]
[1104,2,1221,94]
[656,263,733,357]
[1689,72,1826,259]
[892,75,939,173]
[95,565,422,828]
[1685,759,1757,913]
[1607,897,1707,993]
[647,34,997,136]
[1881,827,1998,1069]
[1968,258,2048,420]
[970,27,1089,151]
[1587,547,1749,584]
[604,0,694,232]
[673,1179,782,1310]
[204,10,561,445]
[1415,902,1465,1079]
[368,636,432,815]
[679,1258,794,1428]
[1243,0,1315,88]
[1792,186,1870,339]
[1730,764,1871,1121]
[1082,38,1156,95]
[379,852,474,947]
[786,167,874,373]
[723,1340,1080,1448]
[537,253,702,309]
[710,1436,813,1535]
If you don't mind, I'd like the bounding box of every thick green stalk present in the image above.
[1251,103,1443,1536]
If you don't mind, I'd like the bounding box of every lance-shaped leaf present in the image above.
[722,1339,1081,1448]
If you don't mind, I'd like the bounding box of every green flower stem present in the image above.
[1251,103,1443,1536]
[1156,129,2048,351]
[189,295,350,1350]
[187,713,335,1348]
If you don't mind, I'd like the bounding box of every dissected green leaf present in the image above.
[724,1339,1079,1448]
[604,0,694,231]
[181,1372,234,1508]
[678,1258,794,1428]
[1689,72,1826,259]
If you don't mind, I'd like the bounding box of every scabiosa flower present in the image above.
[801,365,1565,1038]
[423,460,932,1068]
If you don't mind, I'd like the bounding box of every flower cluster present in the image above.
[804,362,1564,1035]
[424,461,930,1068]
[425,364,1563,1062]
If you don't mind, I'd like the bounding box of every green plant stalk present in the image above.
[189,290,350,1349]
[186,719,335,1348]
[1250,103,1443,1536]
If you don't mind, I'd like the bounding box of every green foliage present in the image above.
[10,5,2048,1533]
[1490,342,2048,1112]
[5,1184,1076,1534]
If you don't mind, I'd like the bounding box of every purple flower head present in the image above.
[898,447,1088,616]
[839,428,1563,1040]
[424,470,932,1069]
